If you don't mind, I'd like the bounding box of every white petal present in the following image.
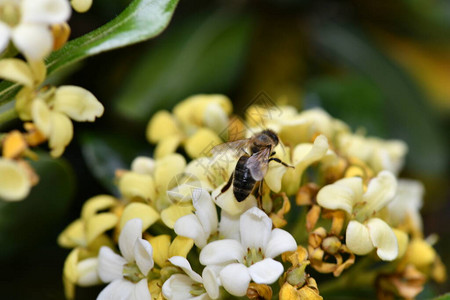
[134,239,154,276]
[48,111,73,157]
[97,247,126,283]
[359,171,397,219]
[345,220,374,256]
[169,256,203,283]
[0,22,11,54]
[97,278,133,300]
[77,258,101,286]
[12,24,52,60]
[174,214,207,248]
[193,189,218,239]
[132,279,150,300]
[200,240,244,265]
[367,218,398,261]
[53,86,104,121]
[240,207,272,251]
[213,185,257,216]
[21,0,71,24]
[162,274,195,300]
[219,263,251,297]
[248,258,284,284]
[118,218,142,262]
[203,266,220,299]
[264,228,297,258]
[317,177,363,214]
[218,210,240,240]
[131,156,155,175]
[32,98,51,136]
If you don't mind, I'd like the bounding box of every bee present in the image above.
[211,129,293,203]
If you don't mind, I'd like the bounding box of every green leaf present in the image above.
[0,154,75,259]
[0,0,180,122]
[80,131,151,195]
[432,293,450,300]
[309,22,448,175]
[113,10,254,123]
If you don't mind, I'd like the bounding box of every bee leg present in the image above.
[254,181,264,209]
[215,171,234,200]
[268,157,295,169]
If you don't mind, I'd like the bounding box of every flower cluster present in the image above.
[58,95,446,299]
[0,0,101,202]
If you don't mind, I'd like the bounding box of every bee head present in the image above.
[260,129,279,146]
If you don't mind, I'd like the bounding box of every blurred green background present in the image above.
[0,0,449,298]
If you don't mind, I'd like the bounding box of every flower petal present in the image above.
[97,247,126,283]
[32,98,51,137]
[0,158,31,202]
[12,24,53,60]
[248,258,284,284]
[0,58,34,87]
[169,236,195,259]
[240,207,272,251]
[264,228,297,258]
[58,219,85,248]
[174,213,207,248]
[134,239,154,276]
[185,128,222,158]
[77,257,101,286]
[71,0,93,13]
[160,204,194,229]
[118,218,142,262]
[86,212,118,245]
[213,185,257,216]
[119,202,159,232]
[131,156,155,175]
[162,274,195,300]
[219,263,251,297]
[202,266,220,299]
[218,210,240,240]
[118,172,156,202]
[193,188,218,238]
[48,111,73,157]
[346,220,374,256]
[146,110,181,143]
[132,279,150,300]
[97,278,133,300]
[200,239,244,265]
[81,194,117,221]
[317,177,363,214]
[148,235,170,268]
[169,256,202,282]
[359,171,397,219]
[367,218,398,261]
[21,0,71,24]
[53,86,104,121]
[0,23,10,55]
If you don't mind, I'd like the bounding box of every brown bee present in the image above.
[211,129,293,202]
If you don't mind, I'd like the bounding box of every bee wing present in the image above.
[246,147,270,181]
[210,139,250,157]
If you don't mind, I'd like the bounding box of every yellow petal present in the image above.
[70,0,93,13]
[118,171,156,202]
[15,87,34,120]
[146,110,181,143]
[213,185,257,216]
[63,248,80,290]
[168,236,194,258]
[184,128,222,158]
[86,213,118,245]
[52,86,104,122]
[32,98,52,137]
[119,202,159,231]
[0,58,34,87]
[2,130,27,159]
[131,156,155,175]
[346,220,374,256]
[58,219,86,248]
[154,136,181,159]
[154,154,186,193]
[0,158,31,201]
[393,229,409,259]
[148,235,171,268]
[28,59,46,85]
[160,204,193,229]
[49,111,74,157]
[403,238,436,269]
[81,194,117,221]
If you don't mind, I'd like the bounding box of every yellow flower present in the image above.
[146,94,231,159]
[0,158,32,201]
[70,0,93,13]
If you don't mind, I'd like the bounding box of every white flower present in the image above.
[174,188,240,248]
[162,256,220,300]
[0,0,71,60]
[317,171,399,261]
[97,219,152,300]
[199,207,297,296]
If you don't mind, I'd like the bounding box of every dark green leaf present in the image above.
[80,131,151,195]
[309,23,448,175]
[113,10,254,123]
[0,154,75,259]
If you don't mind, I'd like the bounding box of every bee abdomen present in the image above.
[233,156,256,202]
